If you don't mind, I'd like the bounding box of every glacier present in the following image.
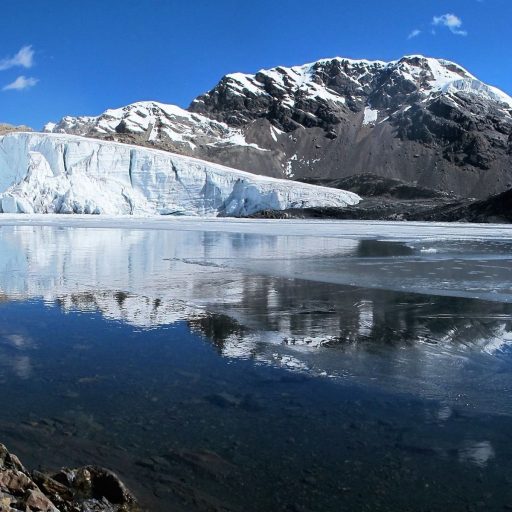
[0,132,360,216]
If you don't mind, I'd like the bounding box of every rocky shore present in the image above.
[0,444,139,512]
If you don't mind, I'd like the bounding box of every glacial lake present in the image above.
[0,217,512,512]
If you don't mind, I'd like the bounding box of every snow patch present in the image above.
[270,125,284,142]
[441,79,512,108]
[284,154,298,178]
[363,107,378,125]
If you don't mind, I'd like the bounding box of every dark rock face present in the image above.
[253,187,512,224]
[299,174,454,200]
[0,444,139,512]
[189,56,512,199]
[0,124,32,135]
[425,187,512,223]
[46,55,512,199]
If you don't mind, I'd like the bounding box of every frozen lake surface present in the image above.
[0,216,511,511]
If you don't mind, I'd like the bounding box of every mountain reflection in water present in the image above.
[1,222,512,512]
[0,224,511,408]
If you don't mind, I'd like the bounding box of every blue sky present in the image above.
[0,0,510,129]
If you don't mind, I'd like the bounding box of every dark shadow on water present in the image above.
[356,239,415,257]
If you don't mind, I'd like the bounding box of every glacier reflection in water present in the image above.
[0,224,511,410]
[1,222,512,512]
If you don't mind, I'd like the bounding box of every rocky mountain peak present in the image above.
[190,54,496,128]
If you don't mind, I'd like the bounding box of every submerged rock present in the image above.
[0,444,139,512]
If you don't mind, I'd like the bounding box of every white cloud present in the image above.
[2,76,39,91]
[432,13,468,36]
[408,29,422,39]
[0,45,35,71]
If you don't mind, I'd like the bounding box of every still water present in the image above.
[0,219,511,511]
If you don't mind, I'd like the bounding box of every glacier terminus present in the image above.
[0,132,360,216]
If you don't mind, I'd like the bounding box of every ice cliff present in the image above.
[0,132,360,216]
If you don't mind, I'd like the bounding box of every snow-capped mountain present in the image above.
[0,132,360,215]
[45,102,265,154]
[191,55,511,124]
[45,55,512,199]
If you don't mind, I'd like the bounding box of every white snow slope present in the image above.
[0,132,360,216]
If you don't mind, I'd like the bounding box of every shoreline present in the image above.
[0,443,140,511]
[0,214,511,241]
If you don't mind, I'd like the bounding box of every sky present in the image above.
[0,0,511,129]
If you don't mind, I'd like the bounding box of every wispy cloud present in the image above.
[408,29,422,40]
[3,76,39,91]
[432,13,468,36]
[0,45,35,71]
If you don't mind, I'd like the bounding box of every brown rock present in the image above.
[0,444,26,473]
[31,471,73,505]
[24,489,58,512]
[0,444,140,512]
[0,469,34,494]
[0,493,13,511]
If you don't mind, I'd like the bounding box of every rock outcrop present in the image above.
[0,124,32,136]
[0,444,139,512]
